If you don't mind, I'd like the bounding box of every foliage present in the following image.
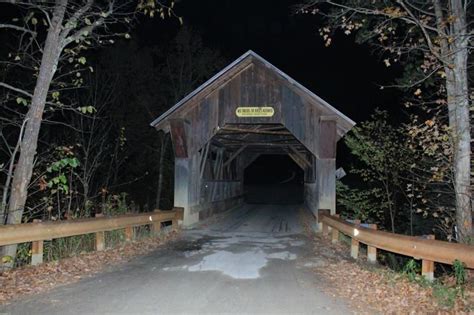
[338,110,411,232]
[452,259,466,287]
[336,181,382,222]
[299,0,473,243]
[44,235,95,262]
[338,109,460,239]
[0,0,182,268]
[432,284,461,309]
[46,150,80,195]
[402,259,420,282]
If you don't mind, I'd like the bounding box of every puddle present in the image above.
[172,240,204,252]
[188,250,267,279]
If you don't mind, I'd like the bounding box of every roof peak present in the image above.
[150,50,355,133]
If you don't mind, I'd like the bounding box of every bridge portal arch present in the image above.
[151,50,355,226]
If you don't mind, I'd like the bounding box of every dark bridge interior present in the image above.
[244,154,304,204]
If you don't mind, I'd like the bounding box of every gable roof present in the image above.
[150,50,355,135]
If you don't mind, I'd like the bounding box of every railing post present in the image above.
[151,222,161,236]
[319,209,330,234]
[31,240,43,266]
[125,226,134,242]
[351,219,360,259]
[367,224,377,263]
[331,214,340,243]
[172,218,178,229]
[322,222,329,235]
[95,232,105,251]
[95,213,105,251]
[422,234,435,281]
[30,219,43,265]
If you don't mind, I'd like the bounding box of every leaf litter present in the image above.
[0,230,179,304]
[310,233,473,314]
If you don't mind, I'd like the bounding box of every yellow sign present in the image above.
[235,107,274,117]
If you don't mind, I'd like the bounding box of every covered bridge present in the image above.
[151,50,355,226]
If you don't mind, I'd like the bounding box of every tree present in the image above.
[97,27,225,210]
[299,0,472,242]
[339,110,457,238]
[152,27,225,207]
[0,0,176,268]
[341,110,409,232]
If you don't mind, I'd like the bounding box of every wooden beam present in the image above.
[223,145,248,167]
[319,213,474,269]
[319,117,337,159]
[288,153,305,170]
[422,235,435,281]
[125,226,133,241]
[220,126,291,135]
[216,137,297,144]
[288,145,311,168]
[0,211,179,247]
[351,220,361,259]
[367,224,377,263]
[199,141,211,179]
[242,153,261,169]
[170,119,188,158]
[31,240,43,265]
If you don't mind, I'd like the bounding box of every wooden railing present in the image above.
[201,180,242,203]
[319,211,474,281]
[0,208,184,266]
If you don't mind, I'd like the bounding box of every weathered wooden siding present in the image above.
[165,54,350,226]
[220,63,283,125]
[201,180,242,203]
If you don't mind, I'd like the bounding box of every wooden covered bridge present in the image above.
[1,53,473,310]
[151,50,355,226]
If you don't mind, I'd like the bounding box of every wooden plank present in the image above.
[288,145,311,168]
[367,224,377,263]
[0,211,178,247]
[320,214,474,269]
[316,158,336,214]
[95,231,105,251]
[31,240,43,266]
[288,153,305,170]
[422,235,435,281]
[223,145,248,167]
[151,222,161,236]
[125,226,133,241]
[170,119,188,158]
[319,117,337,159]
[199,141,210,179]
[219,127,291,135]
[351,220,361,259]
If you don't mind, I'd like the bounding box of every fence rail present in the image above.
[319,211,474,280]
[0,208,184,266]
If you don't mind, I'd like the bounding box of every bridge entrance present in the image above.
[151,50,355,226]
[244,154,304,205]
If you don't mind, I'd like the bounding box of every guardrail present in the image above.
[319,211,474,281]
[0,208,184,266]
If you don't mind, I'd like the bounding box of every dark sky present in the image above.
[136,0,404,173]
[138,0,402,124]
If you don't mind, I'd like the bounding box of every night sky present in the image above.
[138,0,402,124]
[137,0,403,187]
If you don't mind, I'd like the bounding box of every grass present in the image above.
[336,238,470,310]
[12,223,167,268]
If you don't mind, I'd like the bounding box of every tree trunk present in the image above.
[0,0,67,269]
[447,0,472,243]
[434,0,472,243]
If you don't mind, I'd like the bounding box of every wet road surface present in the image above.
[1,204,351,314]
